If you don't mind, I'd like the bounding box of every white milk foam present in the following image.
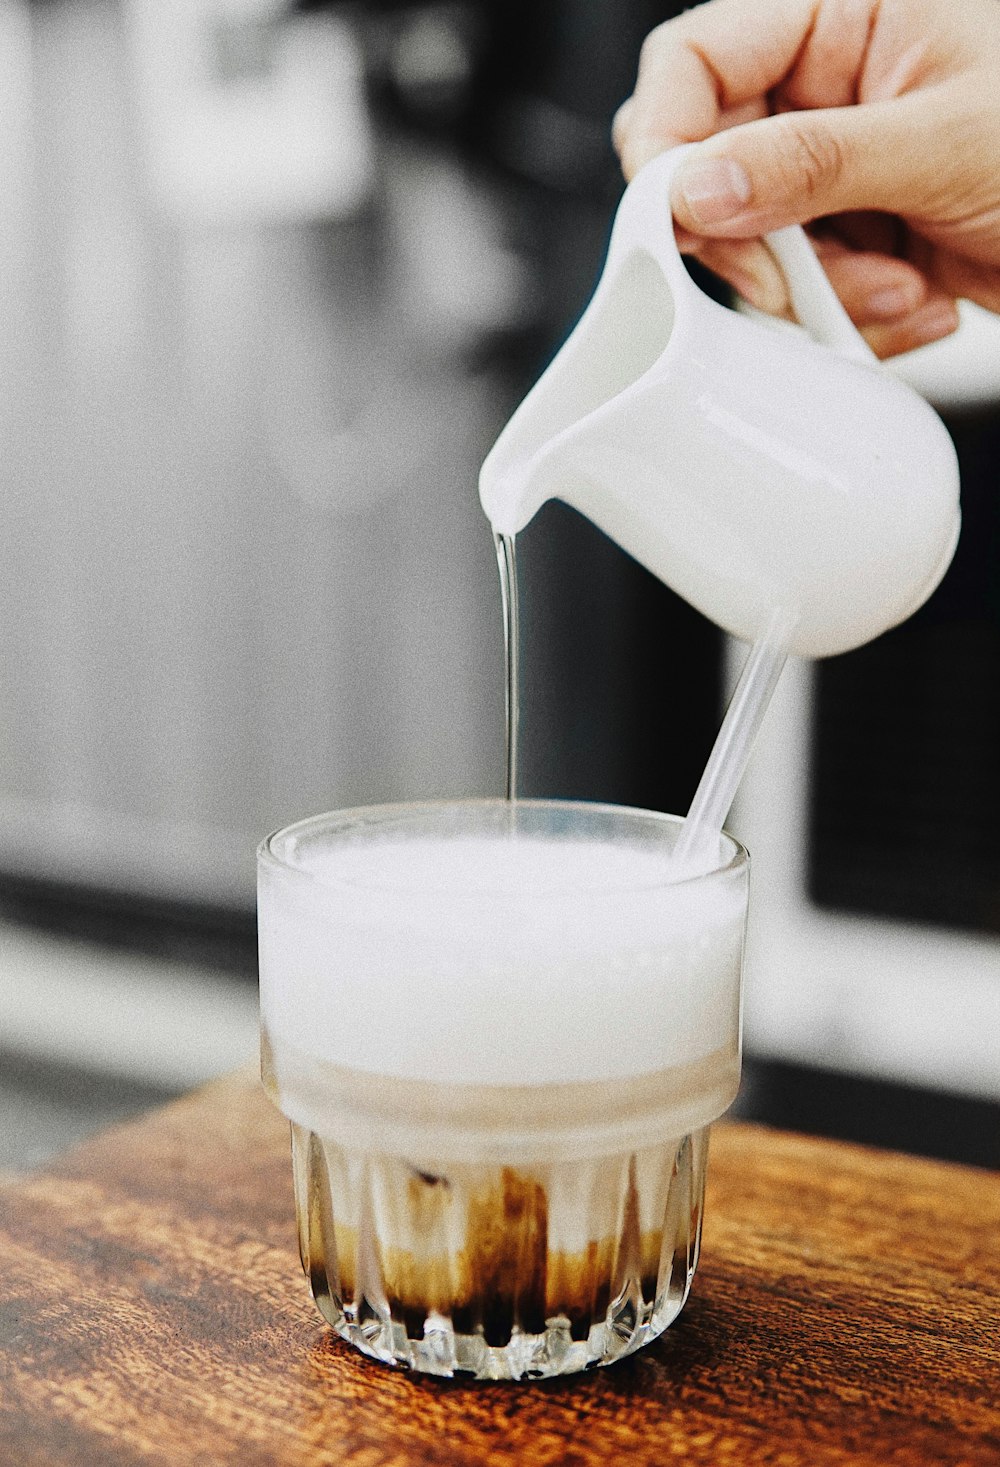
[259,827,746,1087]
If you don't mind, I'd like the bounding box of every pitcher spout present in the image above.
[479,235,684,537]
[479,428,559,539]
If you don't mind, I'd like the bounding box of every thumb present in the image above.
[669,95,945,237]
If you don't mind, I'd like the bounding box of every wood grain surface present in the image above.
[0,1069,997,1467]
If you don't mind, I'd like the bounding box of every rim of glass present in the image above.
[258,797,747,893]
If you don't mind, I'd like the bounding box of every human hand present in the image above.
[613,0,1000,358]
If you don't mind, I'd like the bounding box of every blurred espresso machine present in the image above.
[0,0,706,929]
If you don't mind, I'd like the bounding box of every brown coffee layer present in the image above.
[302,1156,683,1348]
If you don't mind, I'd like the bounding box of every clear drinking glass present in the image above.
[258,799,748,1380]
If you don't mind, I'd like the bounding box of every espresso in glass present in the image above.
[258,799,748,1380]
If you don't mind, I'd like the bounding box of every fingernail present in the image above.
[867,284,921,320]
[908,299,960,344]
[675,157,752,225]
[731,256,790,315]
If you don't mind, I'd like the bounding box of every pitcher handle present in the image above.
[764,224,878,365]
[618,148,880,367]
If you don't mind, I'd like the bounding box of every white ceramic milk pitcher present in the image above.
[480,148,961,659]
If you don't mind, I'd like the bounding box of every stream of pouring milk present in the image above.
[491,522,786,864]
[494,530,519,802]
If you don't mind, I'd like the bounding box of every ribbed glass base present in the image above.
[291,1123,708,1379]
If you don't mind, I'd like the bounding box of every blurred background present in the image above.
[1,0,998,1176]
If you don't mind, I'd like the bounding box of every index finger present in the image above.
[617,0,851,177]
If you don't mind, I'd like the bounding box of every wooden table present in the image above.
[1,1070,997,1466]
